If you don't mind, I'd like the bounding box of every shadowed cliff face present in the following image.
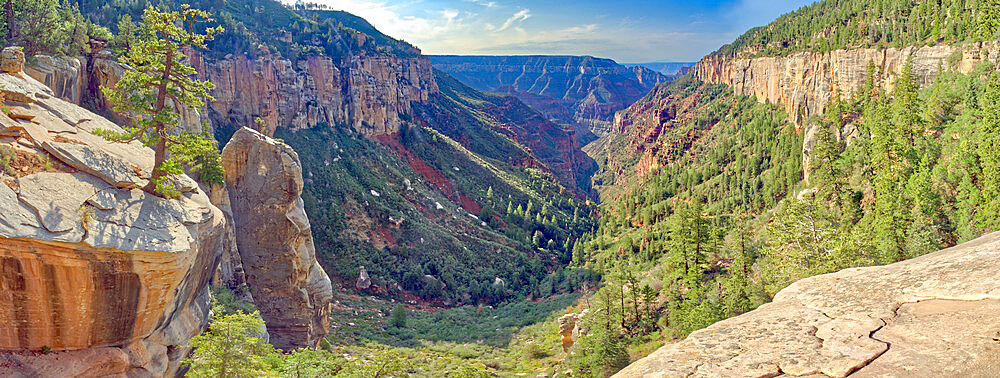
[429,55,669,142]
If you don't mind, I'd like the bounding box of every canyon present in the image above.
[25,49,593,193]
[430,55,668,142]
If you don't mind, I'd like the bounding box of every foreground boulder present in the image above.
[615,232,1000,377]
[0,60,224,376]
[222,127,332,350]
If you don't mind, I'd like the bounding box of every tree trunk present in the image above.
[4,0,15,43]
[143,135,168,193]
[143,48,175,196]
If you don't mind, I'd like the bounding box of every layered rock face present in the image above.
[25,50,207,134]
[25,50,438,139]
[615,232,1000,377]
[0,55,224,377]
[430,55,668,137]
[193,52,437,138]
[222,127,332,350]
[693,42,1000,125]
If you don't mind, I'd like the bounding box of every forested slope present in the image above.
[566,0,1000,375]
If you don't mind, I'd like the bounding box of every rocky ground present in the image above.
[615,232,1000,377]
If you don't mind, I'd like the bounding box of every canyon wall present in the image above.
[193,52,437,138]
[615,231,1000,377]
[222,127,332,350]
[0,55,224,377]
[693,42,1000,125]
[430,55,668,137]
[26,50,439,139]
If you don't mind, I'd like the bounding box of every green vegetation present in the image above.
[716,0,1000,58]
[185,312,415,377]
[329,294,583,348]
[276,73,597,305]
[0,0,110,56]
[95,6,223,196]
[570,51,1000,376]
[186,300,583,377]
[210,285,258,317]
[186,312,278,377]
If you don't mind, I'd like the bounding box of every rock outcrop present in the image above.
[0,58,224,377]
[24,50,208,134]
[221,127,332,350]
[430,55,668,138]
[193,53,437,138]
[615,232,1000,377]
[557,310,587,352]
[22,55,84,103]
[24,49,438,140]
[693,42,1000,126]
[0,47,24,73]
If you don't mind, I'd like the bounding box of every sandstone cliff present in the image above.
[193,52,437,138]
[615,232,1000,377]
[222,127,333,350]
[693,41,1000,125]
[25,49,439,139]
[430,55,668,138]
[0,51,225,377]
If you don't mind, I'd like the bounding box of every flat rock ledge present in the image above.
[615,232,1000,378]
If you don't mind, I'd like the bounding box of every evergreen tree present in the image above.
[112,14,138,53]
[185,312,278,377]
[389,303,407,328]
[98,6,224,197]
[978,72,1000,230]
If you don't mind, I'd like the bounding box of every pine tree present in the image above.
[112,14,138,53]
[97,6,224,197]
[979,0,1000,40]
[185,311,278,377]
[978,72,1000,230]
[390,304,407,328]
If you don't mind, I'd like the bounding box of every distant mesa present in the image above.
[623,61,694,77]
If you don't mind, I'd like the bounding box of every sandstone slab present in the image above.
[615,232,1000,377]
[0,70,225,377]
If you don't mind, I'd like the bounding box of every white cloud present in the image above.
[463,0,497,8]
[303,0,468,43]
[496,9,530,32]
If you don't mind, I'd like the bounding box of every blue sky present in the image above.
[303,0,814,62]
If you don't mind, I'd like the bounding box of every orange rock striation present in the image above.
[0,53,225,377]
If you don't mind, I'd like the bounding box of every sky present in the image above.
[299,0,815,63]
